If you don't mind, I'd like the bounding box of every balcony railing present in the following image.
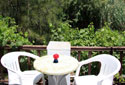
[0,45,125,84]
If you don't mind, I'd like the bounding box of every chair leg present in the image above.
[72,81,76,85]
[42,77,45,85]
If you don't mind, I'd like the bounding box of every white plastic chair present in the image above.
[1,51,45,85]
[75,54,121,85]
[47,41,71,85]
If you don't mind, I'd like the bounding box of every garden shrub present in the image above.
[0,16,31,47]
[50,22,125,47]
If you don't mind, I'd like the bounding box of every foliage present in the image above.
[0,16,32,71]
[50,22,125,47]
[99,0,125,30]
[63,0,101,28]
[0,0,124,44]
[111,0,125,30]
[0,16,31,47]
[94,23,125,46]
[114,73,125,83]
[63,0,125,30]
[0,0,67,45]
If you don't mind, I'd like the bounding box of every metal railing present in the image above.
[0,45,125,83]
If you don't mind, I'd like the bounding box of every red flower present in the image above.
[53,54,59,59]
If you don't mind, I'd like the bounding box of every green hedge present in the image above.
[50,22,125,46]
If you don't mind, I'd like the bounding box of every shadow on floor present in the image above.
[0,83,8,85]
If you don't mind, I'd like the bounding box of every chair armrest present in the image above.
[19,52,39,59]
[75,57,98,77]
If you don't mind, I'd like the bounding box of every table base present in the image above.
[48,75,67,85]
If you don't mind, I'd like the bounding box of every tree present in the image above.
[0,0,66,44]
[63,0,125,30]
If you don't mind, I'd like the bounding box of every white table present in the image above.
[33,55,79,85]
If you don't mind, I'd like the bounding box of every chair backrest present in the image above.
[47,41,71,85]
[93,54,121,77]
[83,54,121,85]
[96,54,121,85]
[47,41,71,56]
[1,51,39,84]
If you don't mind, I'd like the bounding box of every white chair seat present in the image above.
[75,75,99,85]
[22,70,43,82]
[22,70,41,75]
[22,70,42,79]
